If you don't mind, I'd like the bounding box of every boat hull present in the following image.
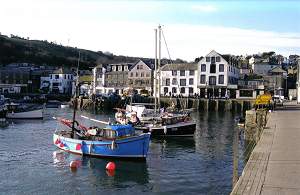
[136,121,196,136]
[53,132,151,158]
[6,109,44,119]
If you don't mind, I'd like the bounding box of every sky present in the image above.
[0,0,299,61]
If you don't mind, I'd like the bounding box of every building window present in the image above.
[166,78,170,86]
[211,57,216,63]
[209,76,216,85]
[200,75,206,84]
[201,64,206,72]
[210,64,216,73]
[172,87,177,94]
[130,72,134,77]
[55,75,59,79]
[219,75,224,84]
[141,72,144,77]
[172,78,177,85]
[164,87,168,94]
[118,66,122,71]
[180,79,186,86]
[206,57,210,62]
[136,72,139,77]
[64,75,66,79]
[189,87,193,94]
[124,66,128,71]
[180,70,185,76]
[189,70,195,76]
[219,64,224,72]
[189,78,194,85]
[50,75,52,79]
[112,66,116,71]
[172,70,177,76]
[216,56,221,62]
[139,65,143,69]
[180,87,185,94]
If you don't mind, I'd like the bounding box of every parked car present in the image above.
[273,95,284,106]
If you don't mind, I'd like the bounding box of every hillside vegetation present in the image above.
[0,34,148,69]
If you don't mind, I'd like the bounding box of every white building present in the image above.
[197,50,240,98]
[41,68,74,94]
[160,63,198,97]
[92,64,106,94]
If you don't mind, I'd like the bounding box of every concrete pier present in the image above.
[231,101,300,195]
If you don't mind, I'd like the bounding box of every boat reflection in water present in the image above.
[52,150,149,185]
[150,137,196,158]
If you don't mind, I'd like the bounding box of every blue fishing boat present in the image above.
[53,118,151,159]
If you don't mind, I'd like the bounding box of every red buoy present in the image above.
[106,170,115,177]
[55,139,60,145]
[75,143,82,150]
[59,143,64,148]
[106,162,116,171]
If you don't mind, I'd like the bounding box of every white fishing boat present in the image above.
[6,103,44,119]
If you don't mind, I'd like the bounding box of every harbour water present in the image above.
[0,108,245,194]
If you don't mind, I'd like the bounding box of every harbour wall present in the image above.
[77,97,255,112]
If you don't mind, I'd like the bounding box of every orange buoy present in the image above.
[69,160,81,171]
[106,162,116,171]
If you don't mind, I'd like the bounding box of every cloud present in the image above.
[190,4,218,12]
[0,0,299,61]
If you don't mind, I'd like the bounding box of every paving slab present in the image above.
[231,102,300,195]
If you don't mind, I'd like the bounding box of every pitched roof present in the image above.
[270,66,286,73]
[161,63,197,71]
[129,59,154,71]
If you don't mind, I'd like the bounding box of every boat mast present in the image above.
[71,50,80,138]
[154,28,158,113]
[158,25,161,111]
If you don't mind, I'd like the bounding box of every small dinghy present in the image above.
[6,103,44,119]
